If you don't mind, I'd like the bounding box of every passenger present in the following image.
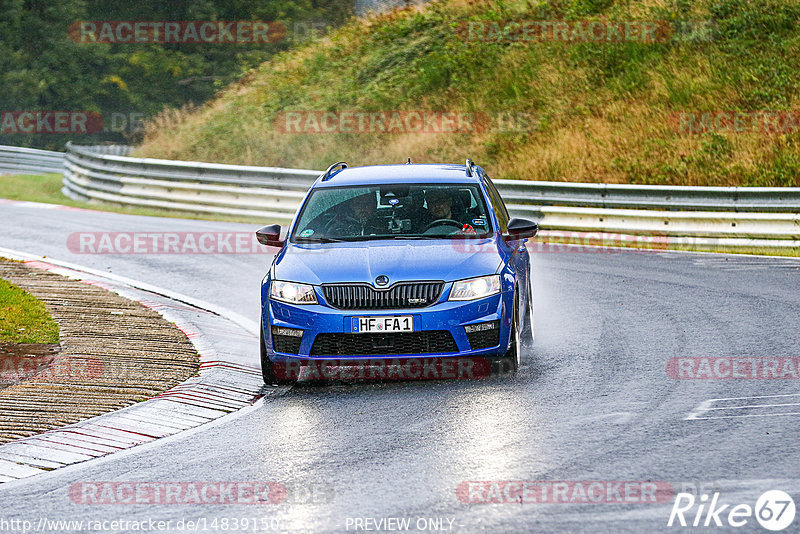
[327,192,385,236]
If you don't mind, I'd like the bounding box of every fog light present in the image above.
[464,321,498,333]
[272,326,303,338]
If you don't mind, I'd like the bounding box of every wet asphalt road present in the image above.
[1,201,799,533]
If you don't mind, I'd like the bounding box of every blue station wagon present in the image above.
[256,160,538,383]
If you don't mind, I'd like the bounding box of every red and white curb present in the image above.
[0,248,270,484]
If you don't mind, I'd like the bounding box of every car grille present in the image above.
[322,282,444,310]
[310,331,458,356]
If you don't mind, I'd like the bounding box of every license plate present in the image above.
[352,316,413,333]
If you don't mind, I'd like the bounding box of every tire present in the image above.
[493,292,521,374]
[521,277,534,345]
[260,325,295,385]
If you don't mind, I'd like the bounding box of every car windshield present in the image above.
[290,184,493,242]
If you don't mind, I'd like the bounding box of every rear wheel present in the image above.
[260,325,295,385]
[493,292,521,374]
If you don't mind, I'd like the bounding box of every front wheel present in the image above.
[521,277,534,345]
[260,326,295,385]
[493,293,521,374]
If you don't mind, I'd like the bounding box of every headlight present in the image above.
[449,275,501,301]
[270,281,317,304]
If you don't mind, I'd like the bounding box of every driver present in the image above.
[327,192,385,236]
[419,188,476,233]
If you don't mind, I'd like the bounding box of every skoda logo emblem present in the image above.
[375,275,389,287]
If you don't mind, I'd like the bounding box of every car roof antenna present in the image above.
[465,158,474,177]
[406,157,412,164]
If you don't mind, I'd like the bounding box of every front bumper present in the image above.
[262,290,512,362]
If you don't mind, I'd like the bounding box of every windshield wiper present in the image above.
[391,235,446,240]
[294,237,347,243]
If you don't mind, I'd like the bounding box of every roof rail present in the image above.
[321,161,348,181]
[465,158,475,177]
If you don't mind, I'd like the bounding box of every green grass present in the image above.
[536,235,800,257]
[135,0,800,187]
[666,245,800,257]
[0,277,60,343]
[0,173,276,225]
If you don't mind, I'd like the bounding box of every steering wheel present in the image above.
[423,219,463,233]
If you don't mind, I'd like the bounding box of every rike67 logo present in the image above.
[668,490,796,531]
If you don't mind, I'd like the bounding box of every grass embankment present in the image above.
[136,0,800,187]
[0,277,59,344]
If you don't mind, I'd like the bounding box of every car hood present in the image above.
[273,239,503,285]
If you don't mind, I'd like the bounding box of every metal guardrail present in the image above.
[494,179,800,213]
[0,145,65,175]
[63,143,316,220]
[59,143,800,247]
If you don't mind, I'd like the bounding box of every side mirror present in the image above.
[504,218,538,241]
[256,224,284,247]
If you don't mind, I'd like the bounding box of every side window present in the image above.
[484,174,510,219]
[483,175,508,233]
